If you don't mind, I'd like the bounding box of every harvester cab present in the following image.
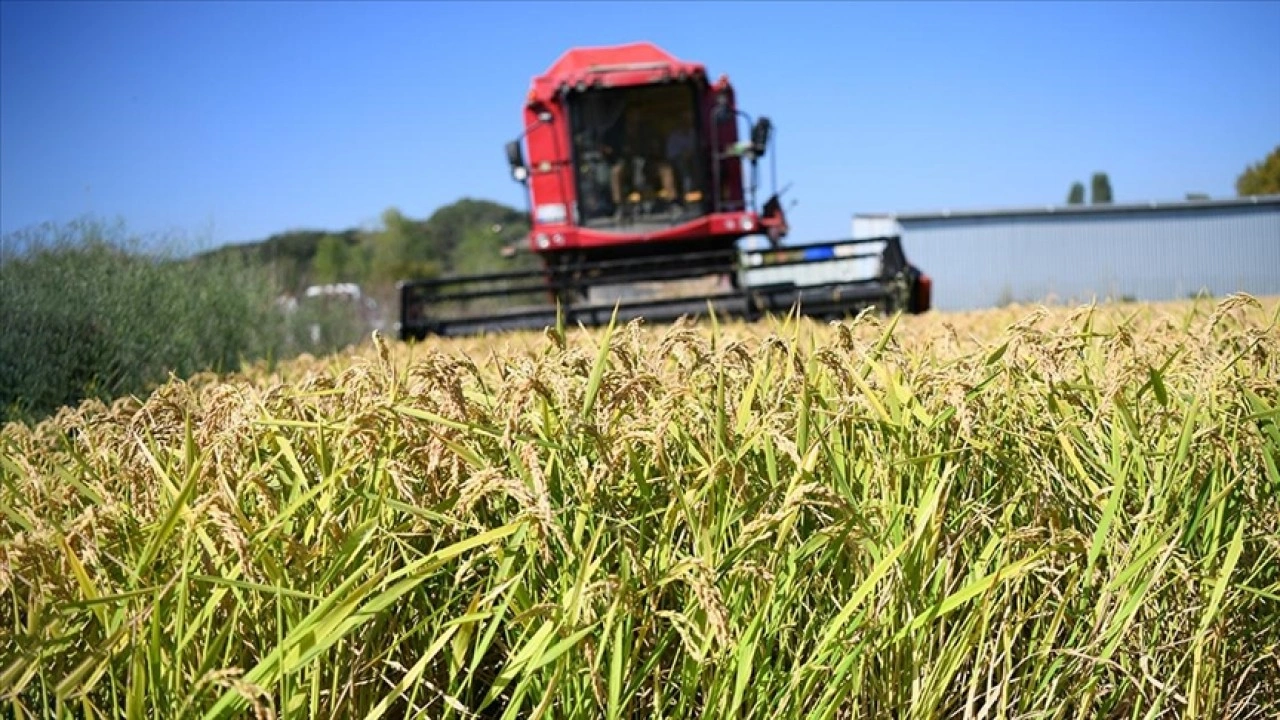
[397,42,930,340]
[501,45,780,268]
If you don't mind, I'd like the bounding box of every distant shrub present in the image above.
[281,290,379,357]
[0,218,288,423]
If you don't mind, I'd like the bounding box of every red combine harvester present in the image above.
[398,42,930,339]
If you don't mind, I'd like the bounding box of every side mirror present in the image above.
[750,117,772,158]
[505,140,528,183]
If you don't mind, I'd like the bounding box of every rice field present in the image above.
[2,295,1278,719]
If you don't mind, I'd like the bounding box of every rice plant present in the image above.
[1,295,1277,719]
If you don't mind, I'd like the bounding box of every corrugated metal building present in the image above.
[853,195,1280,311]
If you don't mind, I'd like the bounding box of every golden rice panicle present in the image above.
[1,296,1277,718]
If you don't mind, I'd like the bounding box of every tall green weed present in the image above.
[1,218,289,422]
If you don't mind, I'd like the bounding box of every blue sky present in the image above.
[2,1,1277,252]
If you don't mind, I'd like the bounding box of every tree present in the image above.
[423,197,529,273]
[1091,172,1113,205]
[451,223,538,277]
[366,207,443,296]
[1067,182,1085,205]
[345,242,370,284]
[369,208,414,286]
[1236,145,1280,196]
[311,234,347,285]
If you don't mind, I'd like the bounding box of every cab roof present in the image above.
[528,42,710,104]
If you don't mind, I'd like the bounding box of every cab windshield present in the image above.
[568,82,706,231]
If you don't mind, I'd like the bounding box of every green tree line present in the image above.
[1065,173,1112,205]
[1236,145,1280,196]
[1061,145,1280,205]
[199,197,537,301]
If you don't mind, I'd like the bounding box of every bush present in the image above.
[280,291,379,356]
[0,217,287,423]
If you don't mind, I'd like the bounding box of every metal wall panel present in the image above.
[884,205,1280,311]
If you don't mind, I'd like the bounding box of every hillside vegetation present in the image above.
[199,198,536,303]
[2,296,1277,718]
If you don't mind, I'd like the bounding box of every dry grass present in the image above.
[2,295,1278,719]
